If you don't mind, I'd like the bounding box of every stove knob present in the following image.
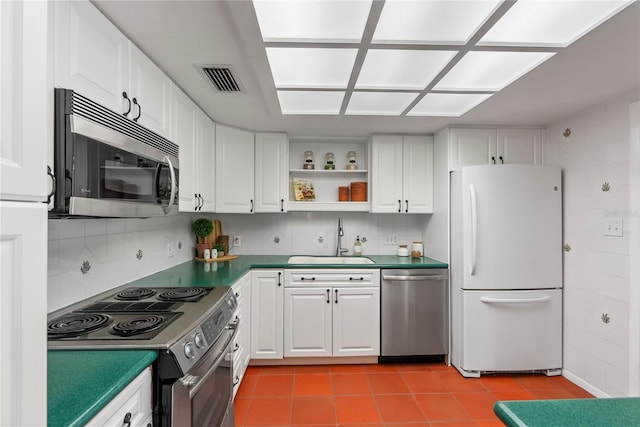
[194,333,205,348]
[184,342,195,359]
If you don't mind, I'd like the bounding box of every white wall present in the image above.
[48,212,427,311]
[545,90,638,397]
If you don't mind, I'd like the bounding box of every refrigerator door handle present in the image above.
[480,296,551,304]
[469,184,477,276]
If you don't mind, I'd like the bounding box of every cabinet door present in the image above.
[250,270,283,359]
[333,287,380,357]
[216,125,255,213]
[232,273,251,398]
[284,288,332,357]
[449,128,497,171]
[1,0,49,202]
[128,44,171,138]
[197,113,216,212]
[370,135,403,213]
[171,84,199,212]
[255,133,288,213]
[402,136,434,214]
[497,128,542,165]
[0,202,47,426]
[86,366,152,426]
[54,0,128,114]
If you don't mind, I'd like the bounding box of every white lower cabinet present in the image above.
[250,270,284,359]
[86,366,152,427]
[283,270,380,358]
[232,272,251,398]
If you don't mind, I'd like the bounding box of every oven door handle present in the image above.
[181,326,238,396]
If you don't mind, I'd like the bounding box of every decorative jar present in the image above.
[303,150,315,169]
[324,152,335,170]
[346,151,358,170]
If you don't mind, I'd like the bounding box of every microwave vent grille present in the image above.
[196,65,243,93]
[69,91,179,159]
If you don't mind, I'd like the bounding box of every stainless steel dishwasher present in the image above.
[380,269,448,361]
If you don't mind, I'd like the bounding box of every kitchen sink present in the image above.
[287,256,375,265]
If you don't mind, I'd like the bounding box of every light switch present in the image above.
[605,218,623,237]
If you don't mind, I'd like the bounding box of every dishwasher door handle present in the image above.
[382,275,448,281]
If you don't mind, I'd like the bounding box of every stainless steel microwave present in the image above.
[51,88,179,218]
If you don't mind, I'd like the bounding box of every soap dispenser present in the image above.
[354,235,362,256]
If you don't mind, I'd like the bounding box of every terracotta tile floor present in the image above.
[233,363,593,426]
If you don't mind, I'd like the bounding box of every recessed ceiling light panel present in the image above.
[408,93,493,117]
[479,0,635,47]
[355,49,458,90]
[253,0,372,42]
[277,91,345,115]
[346,92,418,115]
[266,48,358,89]
[372,0,502,44]
[434,51,556,91]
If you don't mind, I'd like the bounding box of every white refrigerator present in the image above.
[450,165,563,378]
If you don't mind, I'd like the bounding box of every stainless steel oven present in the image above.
[51,88,179,218]
[167,318,238,427]
[47,286,238,427]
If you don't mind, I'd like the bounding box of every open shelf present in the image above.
[287,201,370,212]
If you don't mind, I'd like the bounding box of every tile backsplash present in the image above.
[545,90,636,397]
[48,212,425,312]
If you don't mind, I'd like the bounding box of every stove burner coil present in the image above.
[115,288,156,300]
[47,313,113,338]
[110,315,166,337]
[157,287,207,302]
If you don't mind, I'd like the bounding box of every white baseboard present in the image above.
[562,369,610,398]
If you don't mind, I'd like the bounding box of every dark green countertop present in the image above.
[494,398,640,427]
[48,350,157,427]
[125,255,448,288]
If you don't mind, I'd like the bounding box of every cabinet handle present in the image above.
[122,92,131,116]
[326,289,330,304]
[250,199,254,213]
[194,193,198,211]
[199,193,204,210]
[280,198,284,212]
[398,200,402,213]
[334,289,338,304]
[233,375,240,386]
[491,156,496,164]
[132,98,141,122]
[405,200,409,213]
[46,165,56,204]
[235,292,240,298]
[122,412,132,427]
[233,342,240,352]
[277,271,282,286]
[300,277,315,281]
[499,156,504,164]
[349,277,364,281]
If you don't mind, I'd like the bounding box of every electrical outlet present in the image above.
[166,243,174,258]
[384,235,398,245]
[605,218,623,237]
[233,235,242,247]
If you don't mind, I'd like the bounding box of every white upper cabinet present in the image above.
[370,135,434,214]
[54,0,128,114]
[54,1,170,138]
[215,125,255,213]
[196,112,216,212]
[171,84,206,212]
[497,128,543,165]
[128,44,171,138]
[448,128,542,171]
[255,133,288,213]
[1,0,50,202]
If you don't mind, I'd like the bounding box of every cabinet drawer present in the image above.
[285,269,380,287]
[86,366,152,427]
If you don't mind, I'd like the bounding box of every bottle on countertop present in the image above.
[354,235,362,256]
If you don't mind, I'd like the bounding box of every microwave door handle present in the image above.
[162,156,177,215]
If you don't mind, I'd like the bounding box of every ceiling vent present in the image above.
[196,65,243,93]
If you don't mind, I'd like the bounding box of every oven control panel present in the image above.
[169,291,237,373]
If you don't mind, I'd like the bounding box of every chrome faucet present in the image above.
[336,217,348,256]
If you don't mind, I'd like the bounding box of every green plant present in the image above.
[212,243,226,252]
[192,218,213,243]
